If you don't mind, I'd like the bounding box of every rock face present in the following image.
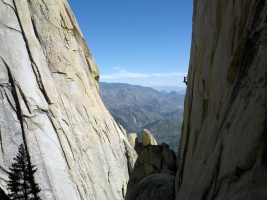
[0,0,136,199]
[126,144,176,199]
[127,133,138,148]
[176,0,267,199]
[142,129,157,146]
[126,173,175,200]
[0,187,9,200]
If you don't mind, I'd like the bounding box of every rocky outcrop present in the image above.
[0,187,9,200]
[127,133,138,148]
[126,173,175,200]
[176,0,267,199]
[118,124,128,137]
[0,0,136,199]
[142,129,157,146]
[126,144,176,199]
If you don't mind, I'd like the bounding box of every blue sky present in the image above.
[67,1,193,87]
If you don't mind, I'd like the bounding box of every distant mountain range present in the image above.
[152,86,186,94]
[99,82,184,152]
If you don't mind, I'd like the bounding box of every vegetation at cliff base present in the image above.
[7,144,41,200]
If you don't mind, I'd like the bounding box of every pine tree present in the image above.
[7,144,41,200]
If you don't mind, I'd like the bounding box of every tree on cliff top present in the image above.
[7,144,41,200]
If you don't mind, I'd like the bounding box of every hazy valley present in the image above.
[100,82,184,152]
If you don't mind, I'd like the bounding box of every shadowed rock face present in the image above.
[126,144,176,199]
[176,0,267,199]
[0,187,9,200]
[0,0,136,199]
[127,133,138,148]
[126,173,175,200]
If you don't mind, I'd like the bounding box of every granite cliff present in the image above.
[0,0,136,199]
[1,0,267,199]
[176,0,267,199]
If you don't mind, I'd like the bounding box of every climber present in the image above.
[183,76,187,85]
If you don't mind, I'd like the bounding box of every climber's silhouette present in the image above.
[183,76,187,85]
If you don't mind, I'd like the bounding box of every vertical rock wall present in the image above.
[0,0,136,199]
[176,0,267,199]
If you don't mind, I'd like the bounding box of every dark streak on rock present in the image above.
[123,141,132,176]
[218,0,265,136]
[203,142,223,200]
[262,117,267,169]
[14,0,52,106]
[0,58,24,122]
[45,111,71,170]
[0,57,33,176]
[3,86,17,113]
[108,171,110,183]
[30,17,41,44]
[177,65,195,189]
[231,33,260,103]
[75,185,83,200]
[231,0,265,102]
[31,63,52,105]
[2,0,15,11]
[4,24,21,32]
